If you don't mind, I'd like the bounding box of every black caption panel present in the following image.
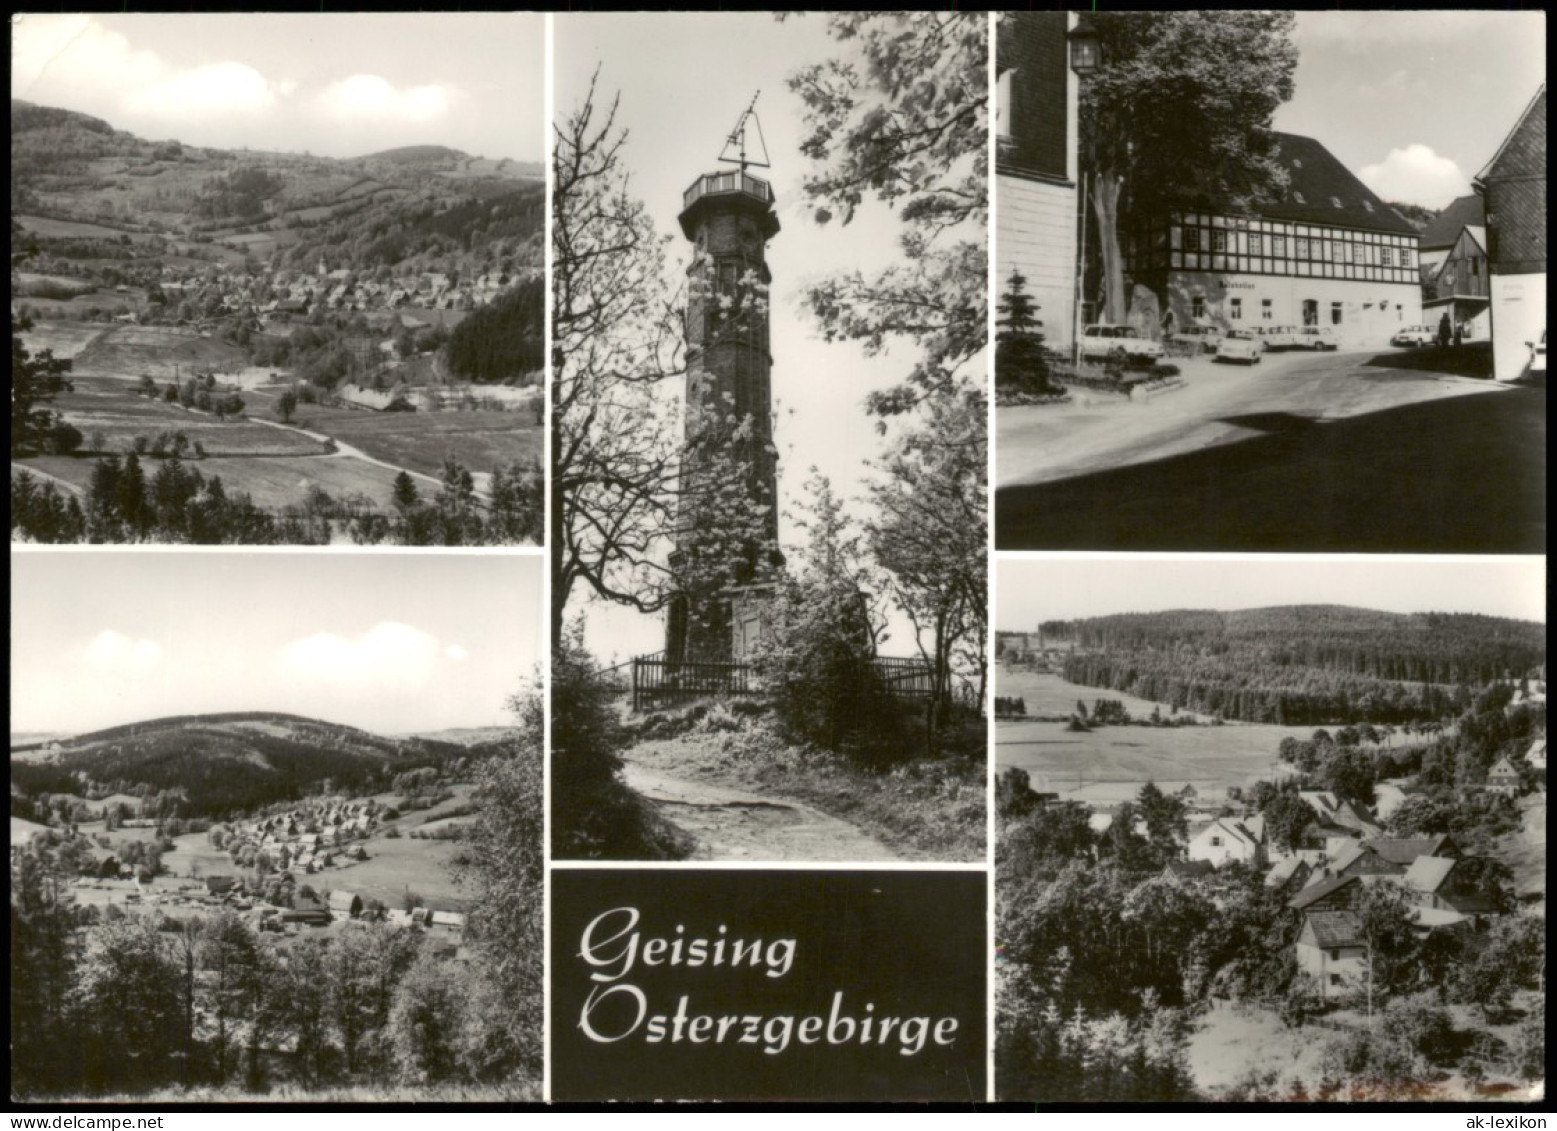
[550,869,986,1102]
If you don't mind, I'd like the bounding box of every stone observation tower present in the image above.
[665,96,783,666]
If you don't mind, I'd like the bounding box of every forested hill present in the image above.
[9,711,502,817]
[1053,606,1546,726]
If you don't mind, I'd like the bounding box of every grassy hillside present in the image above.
[10,711,498,817]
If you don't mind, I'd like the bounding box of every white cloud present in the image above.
[444,644,469,662]
[12,15,280,125]
[83,630,162,678]
[316,74,456,125]
[1360,144,1470,210]
[125,61,278,118]
[276,621,451,693]
[11,16,159,97]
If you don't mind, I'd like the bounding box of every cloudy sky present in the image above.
[998,556,1547,632]
[10,551,543,736]
[10,13,543,161]
[556,13,984,661]
[1279,11,1545,209]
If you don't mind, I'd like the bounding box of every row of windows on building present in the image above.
[1187,295,1405,326]
[1176,226,1415,268]
[1147,253,1420,284]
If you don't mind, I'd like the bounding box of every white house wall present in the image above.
[1165,270,1422,350]
[997,174,1077,354]
[1489,271,1547,381]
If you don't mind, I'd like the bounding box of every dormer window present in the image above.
[1294,191,1307,205]
[1331,197,1343,208]
[1362,200,1374,212]
[1292,159,1303,169]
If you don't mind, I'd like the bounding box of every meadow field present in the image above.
[61,323,249,381]
[997,670,1316,802]
[263,394,542,479]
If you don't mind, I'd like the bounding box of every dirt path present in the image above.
[621,760,900,862]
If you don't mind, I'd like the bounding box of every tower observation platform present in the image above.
[679,171,781,241]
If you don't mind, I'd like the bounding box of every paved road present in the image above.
[997,347,1545,552]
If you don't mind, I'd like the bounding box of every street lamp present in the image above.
[1068,18,1101,363]
[1068,21,1101,78]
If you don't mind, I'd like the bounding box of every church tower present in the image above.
[665,99,782,665]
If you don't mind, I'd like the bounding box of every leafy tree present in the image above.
[550,75,683,643]
[550,626,691,862]
[1354,883,1421,1010]
[276,389,299,424]
[200,911,269,1081]
[277,936,336,1086]
[327,923,421,1080]
[457,683,545,1081]
[1136,781,1187,856]
[755,472,893,759]
[997,766,1042,820]
[388,951,468,1084]
[75,916,186,1089]
[866,392,987,739]
[1262,789,1316,854]
[1456,914,1544,1019]
[788,12,987,418]
[1076,13,1298,323]
[1321,745,1378,809]
[10,855,85,1094]
[1001,799,1097,877]
[11,315,74,454]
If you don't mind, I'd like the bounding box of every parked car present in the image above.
[1391,325,1435,347]
[1529,329,1547,375]
[1215,330,1263,365]
[1080,323,1163,362]
[1170,325,1225,353]
[1254,324,1304,350]
[1298,326,1340,351]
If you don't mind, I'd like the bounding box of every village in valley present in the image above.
[9,553,544,1100]
[10,15,545,546]
[45,788,472,939]
[995,560,1547,1102]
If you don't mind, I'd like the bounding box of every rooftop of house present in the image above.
[1265,857,1309,887]
[1475,84,1547,185]
[1304,909,1365,950]
[1290,872,1360,911]
[1403,854,1457,894]
[1261,133,1421,236]
[1201,816,1261,847]
[1362,836,1454,866]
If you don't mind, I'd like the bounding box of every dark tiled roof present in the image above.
[1289,872,1359,910]
[1305,909,1365,949]
[1363,836,1452,866]
[1420,194,1486,250]
[1262,133,1420,236]
[1165,859,1216,879]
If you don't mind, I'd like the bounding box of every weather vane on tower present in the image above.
[717,92,771,173]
